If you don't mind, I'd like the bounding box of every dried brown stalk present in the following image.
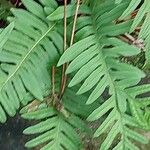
[60,0,81,98]
[60,0,68,99]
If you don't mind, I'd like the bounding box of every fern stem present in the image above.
[63,0,67,50]
[0,23,56,91]
[70,0,81,46]
[52,66,55,97]
[60,0,67,99]
[60,0,81,98]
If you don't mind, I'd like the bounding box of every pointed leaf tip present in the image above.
[86,99,93,105]
[57,59,63,67]
[0,22,14,51]
[57,56,67,66]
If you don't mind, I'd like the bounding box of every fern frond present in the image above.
[63,85,101,118]
[120,0,141,19]
[139,12,150,67]
[88,95,149,150]
[121,0,150,67]
[120,0,148,32]
[0,0,149,149]
[0,0,62,122]
[126,84,150,129]
[130,0,150,32]
[58,0,149,149]
[21,102,88,150]
[47,4,91,21]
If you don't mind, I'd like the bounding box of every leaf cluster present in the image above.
[0,0,150,149]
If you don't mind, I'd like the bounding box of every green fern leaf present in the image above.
[130,0,150,32]
[100,121,121,150]
[120,0,141,19]
[63,86,101,118]
[58,1,148,149]
[0,22,14,51]
[0,0,61,122]
[47,4,91,21]
[22,103,87,150]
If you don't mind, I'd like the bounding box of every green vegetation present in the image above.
[0,0,150,149]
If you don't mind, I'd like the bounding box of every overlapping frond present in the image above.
[20,69,96,150]
[126,84,150,129]
[58,0,149,149]
[63,86,101,118]
[0,0,150,149]
[0,0,62,122]
[21,101,88,150]
[121,0,150,67]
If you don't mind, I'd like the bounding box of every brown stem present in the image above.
[60,0,81,98]
[70,0,81,46]
[52,66,55,98]
[119,33,144,50]
[60,0,67,98]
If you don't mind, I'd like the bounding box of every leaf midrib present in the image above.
[0,23,56,90]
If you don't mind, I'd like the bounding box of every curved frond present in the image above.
[0,0,62,122]
[58,0,149,149]
[21,102,88,150]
